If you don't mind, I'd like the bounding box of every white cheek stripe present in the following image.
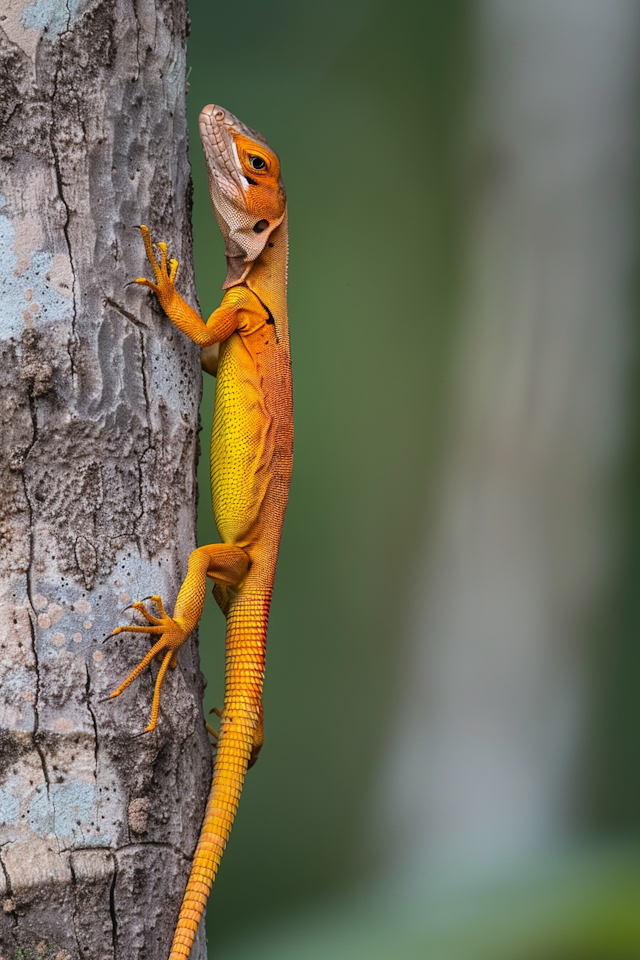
[231,140,250,190]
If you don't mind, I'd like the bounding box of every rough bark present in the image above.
[0,1,210,957]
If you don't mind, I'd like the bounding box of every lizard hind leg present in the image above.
[212,582,231,617]
[105,543,250,731]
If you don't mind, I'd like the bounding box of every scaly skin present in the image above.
[106,105,292,959]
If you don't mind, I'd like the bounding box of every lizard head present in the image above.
[199,104,286,289]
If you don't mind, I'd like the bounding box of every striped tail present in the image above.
[168,590,270,960]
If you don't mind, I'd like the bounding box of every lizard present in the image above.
[104,104,292,959]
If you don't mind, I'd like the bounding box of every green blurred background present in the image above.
[185,1,640,957]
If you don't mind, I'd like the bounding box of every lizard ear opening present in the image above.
[253,220,269,233]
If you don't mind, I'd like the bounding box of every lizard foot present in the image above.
[135,225,180,313]
[205,706,223,746]
[104,595,188,732]
[205,723,219,744]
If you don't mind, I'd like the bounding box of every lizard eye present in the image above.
[249,155,266,170]
[253,219,269,233]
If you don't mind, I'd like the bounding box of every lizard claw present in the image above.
[135,226,180,312]
[103,596,190,732]
[205,707,223,747]
[205,723,219,743]
[135,277,160,294]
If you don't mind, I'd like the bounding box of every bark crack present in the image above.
[134,456,146,542]
[109,853,118,960]
[135,328,154,544]
[116,840,192,862]
[139,329,151,427]
[60,841,190,861]
[50,35,78,379]
[0,847,18,938]
[132,0,141,79]
[104,296,150,330]
[22,390,50,797]
[68,855,83,958]
[27,609,50,798]
[0,848,14,901]
[85,662,99,780]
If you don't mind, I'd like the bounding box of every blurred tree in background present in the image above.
[185,1,640,957]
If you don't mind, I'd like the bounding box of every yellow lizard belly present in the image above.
[211,331,274,547]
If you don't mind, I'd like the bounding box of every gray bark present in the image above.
[0,1,210,958]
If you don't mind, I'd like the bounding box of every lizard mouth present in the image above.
[199,105,239,188]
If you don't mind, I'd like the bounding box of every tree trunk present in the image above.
[0,2,210,957]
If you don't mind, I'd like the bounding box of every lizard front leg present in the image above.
[136,225,258,348]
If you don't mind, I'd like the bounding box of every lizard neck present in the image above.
[245,211,289,348]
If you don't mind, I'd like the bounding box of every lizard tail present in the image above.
[168,590,270,960]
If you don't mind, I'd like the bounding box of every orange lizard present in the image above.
[105,105,292,958]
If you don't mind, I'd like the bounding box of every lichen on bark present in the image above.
[0,2,210,957]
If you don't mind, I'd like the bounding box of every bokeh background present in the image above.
[186,1,640,957]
